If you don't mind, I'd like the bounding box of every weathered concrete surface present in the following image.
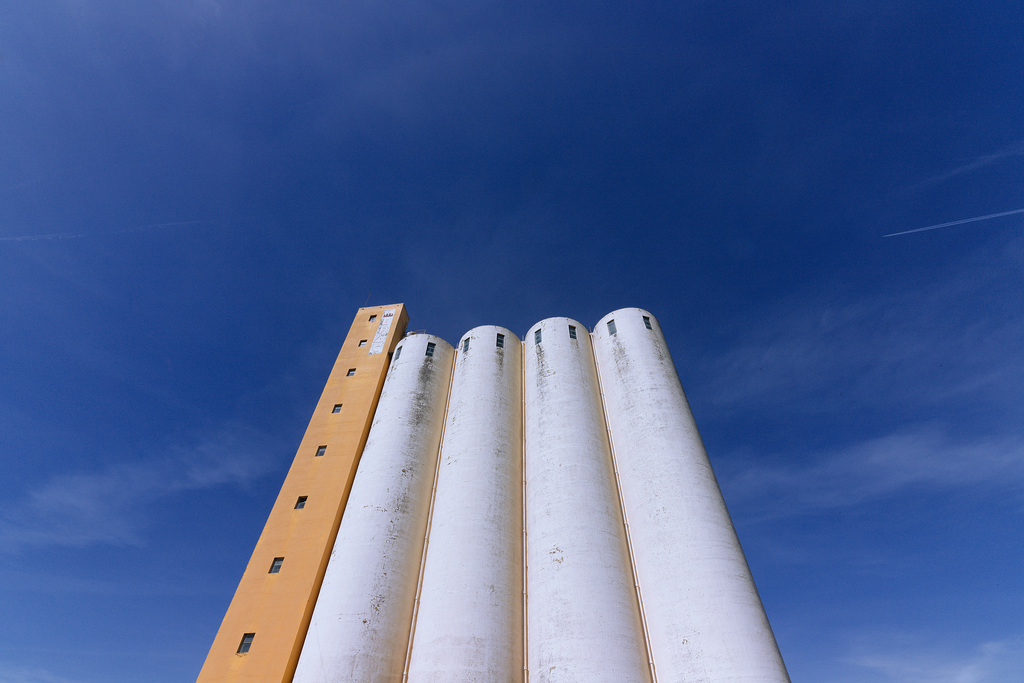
[407,326,524,682]
[524,317,650,683]
[593,308,789,683]
[293,334,454,683]
[288,308,788,683]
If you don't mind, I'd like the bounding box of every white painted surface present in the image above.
[369,308,397,355]
[523,317,651,683]
[593,309,790,682]
[407,326,524,682]
[293,334,454,683]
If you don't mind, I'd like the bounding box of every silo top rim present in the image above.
[458,324,521,344]
[526,316,587,334]
[594,307,656,327]
[395,332,454,350]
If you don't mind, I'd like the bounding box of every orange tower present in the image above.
[197,304,408,682]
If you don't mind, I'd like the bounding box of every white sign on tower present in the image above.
[369,308,397,355]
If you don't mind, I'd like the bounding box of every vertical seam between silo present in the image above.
[591,331,658,683]
[521,338,529,683]
[401,346,457,681]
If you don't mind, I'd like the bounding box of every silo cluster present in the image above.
[292,309,789,682]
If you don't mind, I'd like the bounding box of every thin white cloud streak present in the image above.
[688,238,1023,518]
[721,427,1024,514]
[0,666,79,683]
[695,236,1023,417]
[908,139,1024,191]
[0,424,277,550]
[884,207,1024,237]
[0,221,209,243]
[844,631,1024,683]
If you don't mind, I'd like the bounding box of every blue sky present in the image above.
[1,1,1022,681]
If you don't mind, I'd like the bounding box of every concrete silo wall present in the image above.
[292,334,454,683]
[407,326,525,681]
[289,309,787,683]
[523,317,651,682]
[592,308,789,682]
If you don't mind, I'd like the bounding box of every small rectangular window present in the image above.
[607,320,617,335]
[568,325,577,339]
[237,633,254,654]
[534,329,542,344]
[393,346,402,361]
[358,339,367,347]
[462,338,470,352]
[269,557,284,573]
[332,404,342,413]
[295,496,307,509]
[643,316,652,330]
[346,368,356,376]
[496,333,505,348]
[425,342,436,357]
[369,315,377,322]
[315,445,326,457]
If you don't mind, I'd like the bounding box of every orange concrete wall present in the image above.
[197,304,409,683]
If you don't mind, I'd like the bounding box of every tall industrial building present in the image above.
[199,304,789,682]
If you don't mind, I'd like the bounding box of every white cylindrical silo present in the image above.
[592,308,789,682]
[293,334,454,683]
[407,326,524,681]
[523,317,651,683]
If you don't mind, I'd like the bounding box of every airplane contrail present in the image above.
[905,139,1024,192]
[0,220,208,242]
[884,208,1024,237]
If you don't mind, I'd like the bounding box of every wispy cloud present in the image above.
[0,424,277,550]
[720,426,1024,514]
[0,665,79,683]
[0,220,211,243]
[844,631,1024,683]
[908,138,1024,192]
[884,207,1024,237]
[695,236,1024,420]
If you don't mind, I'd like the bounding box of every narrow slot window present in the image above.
[294,496,307,509]
[269,557,284,573]
[358,339,367,347]
[315,445,326,457]
[496,333,505,348]
[237,633,254,654]
[346,368,356,376]
[369,315,377,322]
[425,342,436,357]
[462,338,470,352]
[643,316,652,330]
[534,329,542,344]
[332,404,342,413]
[568,325,577,339]
[394,346,402,361]
[607,320,617,335]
